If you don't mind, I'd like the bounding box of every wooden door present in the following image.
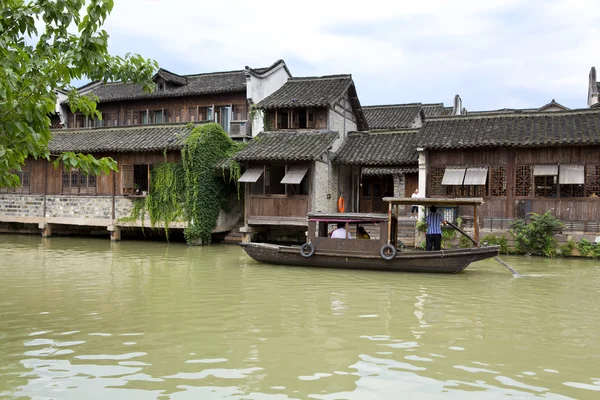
[404,173,419,214]
[361,176,394,213]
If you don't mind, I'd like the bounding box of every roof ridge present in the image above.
[428,107,600,121]
[290,74,351,81]
[363,103,422,108]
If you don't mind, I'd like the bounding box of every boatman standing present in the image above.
[425,206,447,251]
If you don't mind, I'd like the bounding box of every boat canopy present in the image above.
[307,212,389,223]
[382,197,484,207]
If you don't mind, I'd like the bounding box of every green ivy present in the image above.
[121,123,245,244]
[559,240,576,257]
[181,123,245,244]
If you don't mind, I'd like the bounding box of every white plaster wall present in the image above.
[312,160,333,212]
[55,90,68,127]
[247,66,290,135]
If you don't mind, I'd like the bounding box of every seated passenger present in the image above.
[356,226,370,240]
[330,222,353,239]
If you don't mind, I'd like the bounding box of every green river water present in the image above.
[1,235,599,399]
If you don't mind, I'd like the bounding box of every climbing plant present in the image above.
[122,123,245,244]
[182,123,245,244]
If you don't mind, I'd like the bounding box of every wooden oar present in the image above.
[445,221,478,246]
[445,221,520,277]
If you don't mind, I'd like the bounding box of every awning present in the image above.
[238,166,264,183]
[280,165,309,184]
[464,167,488,185]
[533,165,558,176]
[559,164,585,184]
[442,168,466,185]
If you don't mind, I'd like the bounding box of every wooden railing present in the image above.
[248,195,309,218]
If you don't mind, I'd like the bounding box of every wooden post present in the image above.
[474,205,480,246]
[147,164,151,194]
[388,201,392,244]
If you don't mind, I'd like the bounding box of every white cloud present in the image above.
[102,0,600,109]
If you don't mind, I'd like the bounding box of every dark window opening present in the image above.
[277,111,289,129]
[265,165,286,194]
[158,83,165,91]
[560,184,584,198]
[134,164,149,192]
[534,176,557,198]
[298,108,307,129]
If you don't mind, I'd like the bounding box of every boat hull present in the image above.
[240,243,500,274]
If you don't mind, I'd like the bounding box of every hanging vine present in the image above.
[182,123,245,244]
[121,123,245,244]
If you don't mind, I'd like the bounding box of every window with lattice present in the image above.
[586,164,600,197]
[534,176,557,198]
[0,167,31,194]
[429,167,445,196]
[62,168,97,195]
[516,165,532,197]
[560,184,584,198]
[490,166,507,196]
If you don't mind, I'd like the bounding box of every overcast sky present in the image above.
[101,0,600,111]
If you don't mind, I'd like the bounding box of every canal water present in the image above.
[1,235,599,399]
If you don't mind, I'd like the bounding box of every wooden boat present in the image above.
[240,197,500,274]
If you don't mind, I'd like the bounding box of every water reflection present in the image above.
[0,235,599,399]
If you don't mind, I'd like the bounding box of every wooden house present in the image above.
[0,123,241,238]
[0,60,292,239]
[415,108,600,231]
[234,74,367,242]
[57,60,291,139]
[333,102,450,214]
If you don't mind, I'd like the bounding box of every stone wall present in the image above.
[0,195,44,218]
[45,196,112,220]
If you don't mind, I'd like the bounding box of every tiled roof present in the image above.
[256,75,353,109]
[421,103,448,117]
[362,104,422,130]
[334,130,419,165]
[417,109,600,149]
[49,123,197,153]
[74,65,273,103]
[362,167,418,176]
[154,68,187,86]
[233,131,338,162]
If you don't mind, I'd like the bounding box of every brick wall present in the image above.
[0,195,44,218]
[45,196,113,220]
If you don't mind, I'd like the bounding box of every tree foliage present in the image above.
[0,0,158,187]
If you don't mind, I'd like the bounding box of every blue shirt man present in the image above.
[425,206,446,251]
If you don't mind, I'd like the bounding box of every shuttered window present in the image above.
[122,164,134,189]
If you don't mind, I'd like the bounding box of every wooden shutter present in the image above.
[122,165,134,189]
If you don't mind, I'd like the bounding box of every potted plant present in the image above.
[133,183,140,194]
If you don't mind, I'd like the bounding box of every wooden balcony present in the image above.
[247,195,309,226]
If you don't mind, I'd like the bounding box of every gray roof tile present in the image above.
[362,166,418,176]
[77,68,262,103]
[417,109,600,149]
[234,131,338,162]
[49,123,197,153]
[334,130,419,165]
[256,75,353,109]
[362,104,422,129]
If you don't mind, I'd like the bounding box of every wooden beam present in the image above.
[474,205,480,246]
